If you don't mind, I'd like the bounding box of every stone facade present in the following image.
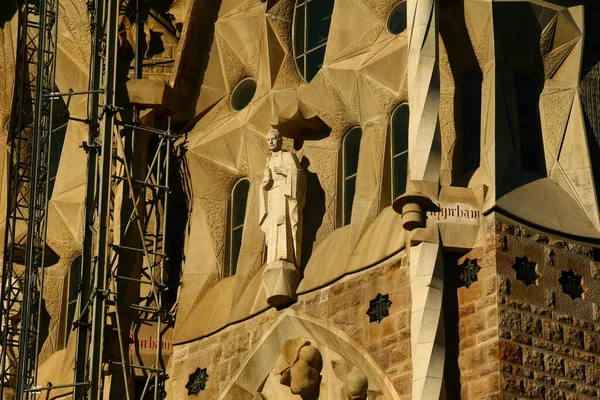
[168,254,412,399]
[0,0,600,399]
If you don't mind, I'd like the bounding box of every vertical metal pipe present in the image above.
[34,0,61,388]
[0,2,30,397]
[153,123,163,400]
[157,116,171,400]
[74,0,105,396]
[88,0,119,398]
[16,0,50,395]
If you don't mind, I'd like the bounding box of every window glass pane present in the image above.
[344,127,362,178]
[296,55,305,77]
[230,179,250,276]
[293,0,335,82]
[306,0,334,50]
[294,5,305,53]
[232,179,250,228]
[230,78,257,112]
[306,45,326,82]
[387,1,407,35]
[344,176,356,225]
[65,302,77,343]
[393,152,408,199]
[69,257,81,302]
[231,228,243,276]
[391,105,409,156]
[49,95,68,197]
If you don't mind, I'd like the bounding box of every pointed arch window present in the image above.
[48,93,68,197]
[228,178,250,277]
[462,71,482,173]
[343,127,362,225]
[391,104,409,200]
[514,73,545,175]
[293,0,335,82]
[64,255,81,347]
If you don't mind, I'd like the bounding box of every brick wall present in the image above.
[496,218,600,399]
[167,254,412,399]
[456,215,501,399]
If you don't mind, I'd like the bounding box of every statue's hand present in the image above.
[262,168,274,189]
[274,166,287,177]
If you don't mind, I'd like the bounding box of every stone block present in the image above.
[583,331,600,354]
[522,315,543,337]
[499,341,522,364]
[499,308,521,330]
[564,359,586,382]
[543,320,564,343]
[563,327,584,349]
[544,354,565,376]
[523,347,544,370]
[501,374,524,395]
[523,380,546,399]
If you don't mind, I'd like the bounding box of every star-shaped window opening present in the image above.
[558,270,585,300]
[186,367,209,396]
[458,258,481,288]
[366,293,392,324]
[512,256,539,286]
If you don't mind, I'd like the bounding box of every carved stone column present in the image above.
[405,0,444,398]
[406,0,441,198]
[409,241,444,400]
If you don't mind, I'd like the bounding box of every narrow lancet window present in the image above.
[343,127,362,225]
[391,104,409,200]
[293,0,335,82]
[229,178,250,276]
[65,255,81,347]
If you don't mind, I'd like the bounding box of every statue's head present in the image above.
[267,128,283,152]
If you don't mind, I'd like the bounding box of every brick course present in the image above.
[496,218,600,399]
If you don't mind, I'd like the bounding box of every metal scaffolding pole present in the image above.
[0,0,59,397]
[87,0,120,397]
[73,0,106,397]
[72,0,173,398]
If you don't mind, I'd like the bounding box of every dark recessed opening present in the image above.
[387,1,407,35]
[230,77,257,111]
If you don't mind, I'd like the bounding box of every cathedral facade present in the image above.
[1,0,600,398]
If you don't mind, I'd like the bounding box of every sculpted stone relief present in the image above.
[274,338,323,396]
[259,129,306,308]
[257,338,387,400]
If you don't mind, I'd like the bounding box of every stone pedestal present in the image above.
[392,192,436,231]
[261,260,300,308]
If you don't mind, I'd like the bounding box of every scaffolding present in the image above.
[1,0,174,399]
[0,0,60,398]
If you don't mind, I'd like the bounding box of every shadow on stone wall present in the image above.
[580,0,600,205]
[0,1,17,28]
[440,0,481,186]
[300,157,325,271]
[167,139,190,304]
[443,252,462,398]
[171,0,223,125]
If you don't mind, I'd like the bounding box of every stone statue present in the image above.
[332,360,385,400]
[273,338,322,396]
[259,128,305,307]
